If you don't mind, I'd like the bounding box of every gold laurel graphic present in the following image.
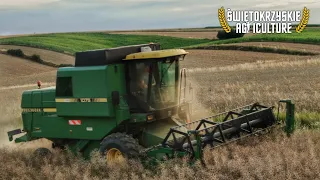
[296,7,310,33]
[218,7,231,33]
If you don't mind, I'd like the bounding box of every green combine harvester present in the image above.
[7,43,295,163]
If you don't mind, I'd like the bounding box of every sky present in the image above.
[0,0,319,35]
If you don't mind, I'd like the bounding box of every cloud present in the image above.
[251,0,320,9]
[0,0,61,9]
[168,7,187,12]
[0,0,319,35]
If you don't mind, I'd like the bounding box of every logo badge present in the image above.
[218,6,310,34]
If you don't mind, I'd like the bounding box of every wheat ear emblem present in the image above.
[218,7,231,33]
[296,7,310,33]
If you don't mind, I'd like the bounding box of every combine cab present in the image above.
[7,43,295,163]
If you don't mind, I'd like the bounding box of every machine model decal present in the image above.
[55,98,107,103]
[22,108,56,113]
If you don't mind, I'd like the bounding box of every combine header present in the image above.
[7,43,295,163]
[145,102,294,162]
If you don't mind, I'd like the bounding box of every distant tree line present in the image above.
[216,29,245,40]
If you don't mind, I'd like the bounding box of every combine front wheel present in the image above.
[100,133,143,163]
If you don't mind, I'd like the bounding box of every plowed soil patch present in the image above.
[226,42,320,53]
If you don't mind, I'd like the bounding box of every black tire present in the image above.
[33,148,52,157]
[100,133,144,161]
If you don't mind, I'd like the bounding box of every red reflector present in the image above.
[37,80,42,89]
[69,120,81,125]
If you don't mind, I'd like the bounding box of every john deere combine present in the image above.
[7,43,295,163]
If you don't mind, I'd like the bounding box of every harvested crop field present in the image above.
[0,45,74,65]
[0,71,56,87]
[0,54,56,86]
[0,87,55,146]
[0,34,29,39]
[0,40,319,179]
[0,53,55,144]
[181,49,313,68]
[0,130,319,180]
[0,87,34,145]
[0,54,54,77]
[225,42,320,53]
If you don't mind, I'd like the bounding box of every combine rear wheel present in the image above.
[100,133,143,163]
